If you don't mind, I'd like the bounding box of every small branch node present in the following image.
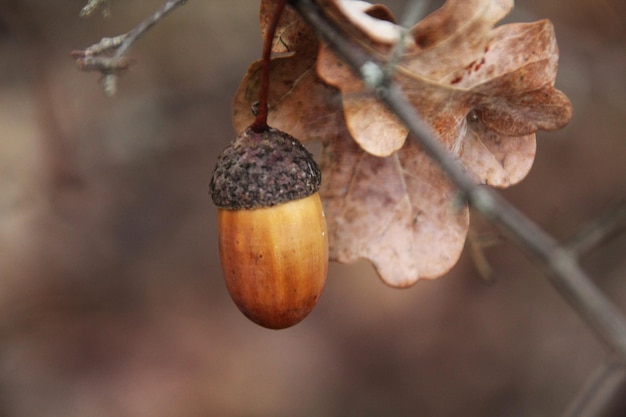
[80,0,111,18]
[360,61,385,90]
[468,187,497,219]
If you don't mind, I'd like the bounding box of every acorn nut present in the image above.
[210,126,328,329]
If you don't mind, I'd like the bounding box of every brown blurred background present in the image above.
[0,1,625,416]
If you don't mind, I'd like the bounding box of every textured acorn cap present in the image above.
[210,127,322,210]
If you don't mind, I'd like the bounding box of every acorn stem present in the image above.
[250,0,287,133]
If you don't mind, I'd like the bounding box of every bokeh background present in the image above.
[0,1,625,416]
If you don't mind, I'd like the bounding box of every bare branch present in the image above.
[565,201,626,257]
[467,229,502,284]
[73,0,188,95]
[288,0,626,365]
[113,0,188,59]
[384,0,429,78]
[71,34,127,57]
[563,358,626,417]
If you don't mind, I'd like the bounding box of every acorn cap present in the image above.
[210,126,322,210]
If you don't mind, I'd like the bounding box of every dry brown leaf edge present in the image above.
[231,0,573,287]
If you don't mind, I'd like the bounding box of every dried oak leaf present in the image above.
[231,0,572,287]
[318,0,572,184]
[233,1,341,143]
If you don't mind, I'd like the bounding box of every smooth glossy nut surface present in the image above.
[218,193,328,329]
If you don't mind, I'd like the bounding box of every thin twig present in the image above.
[114,0,188,59]
[288,0,626,363]
[78,35,127,57]
[72,0,188,95]
[467,229,502,284]
[563,358,626,417]
[565,202,626,257]
[384,0,429,77]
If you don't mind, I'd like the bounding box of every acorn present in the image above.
[210,126,328,329]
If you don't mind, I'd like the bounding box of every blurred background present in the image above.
[0,0,625,416]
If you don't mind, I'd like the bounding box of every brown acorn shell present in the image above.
[218,193,328,329]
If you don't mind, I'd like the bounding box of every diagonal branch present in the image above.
[565,201,626,257]
[72,0,188,95]
[563,358,626,417]
[287,0,626,364]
